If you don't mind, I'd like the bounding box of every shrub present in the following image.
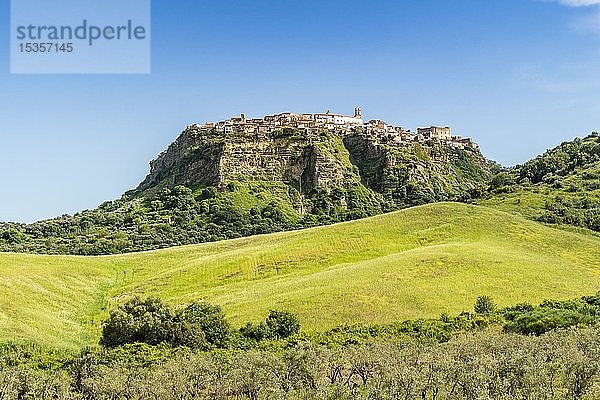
[266,310,301,339]
[100,297,175,347]
[474,295,496,315]
[239,321,272,341]
[503,309,591,336]
[100,297,210,349]
[502,303,535,321]
[489,172,515,193]
[178,302,230,348]
[0,228,25,245]
[240,310,301,341]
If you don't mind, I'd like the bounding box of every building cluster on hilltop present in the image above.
[195,107,479,150]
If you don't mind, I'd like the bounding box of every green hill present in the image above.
[0,127,490,256]
[480,133,600,232]
[1,202,599,349]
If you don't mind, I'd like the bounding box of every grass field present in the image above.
[1,202,599,349]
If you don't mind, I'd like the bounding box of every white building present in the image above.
[315,107,363,126]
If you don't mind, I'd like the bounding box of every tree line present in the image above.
[3,293,600,398]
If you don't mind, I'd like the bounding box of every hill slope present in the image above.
[1,203,599,349]
[0,127,490,255]
[480,133,600,231]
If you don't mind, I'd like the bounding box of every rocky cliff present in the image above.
[344,132,489,205]
[136,126,358,196]
[0,124,492,255]
[135,125,491,209]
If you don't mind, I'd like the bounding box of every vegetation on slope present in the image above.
[0,128,490,255]
[97,293,600,350]
[1,129,597,257]
[343,132,492,208]
[480,132,600,232]
[5,293,600,399]
[1,203,599,349]
[4,328,600,399]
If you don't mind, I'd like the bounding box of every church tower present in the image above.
[354,106,362,119]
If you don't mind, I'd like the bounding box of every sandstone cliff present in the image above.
[136,126,490,209]
[136,127,363,196]
[0,124,492,255]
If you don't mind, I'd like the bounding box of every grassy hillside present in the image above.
[481,160,600,230]
[480,133,600,232]
[1,202,599,349]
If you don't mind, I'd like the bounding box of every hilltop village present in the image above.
[193,107,479,150]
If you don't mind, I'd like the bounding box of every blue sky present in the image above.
[1,0,599,222]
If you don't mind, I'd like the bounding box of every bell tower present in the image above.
[354,106,362,119]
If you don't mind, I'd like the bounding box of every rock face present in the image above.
[0,123,493,256]
[135,125,491,208]
[136,127,356,196]
[343,133,489,203]
[137,128,224,192]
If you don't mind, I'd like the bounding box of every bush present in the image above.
[240,310,301,341]
[503,309,591,336]
[266,310,301,339]
[489,172,515,193]
[239,321,272,341]
[474,296,496,315]
[178,302,230,348]
[100,297,211,349]
[100,297,176,347]
[502,303,535,321]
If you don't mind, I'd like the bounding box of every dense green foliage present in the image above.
[100,297,230,350]
[100,298,304,349]
[4,293,600,399]
[239,310,301,341]
[503,293,600,336]
[97,294,600,351]
[0,182,388,255]
[519,133,600,184]
[306,293,600,346]
[474,295,496,315]
[4,329,600,400]
[100,298,302,349]
[178,301,231,348]
[0,183,305,255]
[481,133,600,232]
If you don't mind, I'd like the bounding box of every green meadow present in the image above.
[1,202,599,349]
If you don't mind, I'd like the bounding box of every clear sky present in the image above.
[1,0,599,222]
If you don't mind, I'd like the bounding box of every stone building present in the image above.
[417,126,452,141]
[201,109,477,150]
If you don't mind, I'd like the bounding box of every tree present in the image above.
[100,298,233,349]
[239,321,272,341]
[0,228,24,245]
[266,310,300,339]
[489,172,515,193]
[474,296,496,315]
[100,297,176,347]
[239,310,301,341]
[178,302,230,348]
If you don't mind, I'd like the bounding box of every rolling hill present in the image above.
[1,202,599,349]
[480,133,600,232]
